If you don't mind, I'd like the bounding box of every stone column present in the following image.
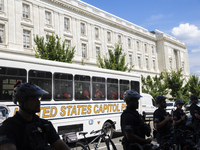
[33,4,39,35]
[59,13,64,40]
[39,6,45,36]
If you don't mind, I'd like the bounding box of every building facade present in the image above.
[0,0,190,77]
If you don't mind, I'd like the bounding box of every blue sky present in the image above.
[81,0,200,76]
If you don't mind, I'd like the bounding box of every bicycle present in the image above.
[75,122,117,150]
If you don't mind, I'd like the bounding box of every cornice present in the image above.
[157,37,187,49]
[47,0,156,40]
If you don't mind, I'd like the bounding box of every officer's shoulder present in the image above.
[154,109,160,113]
[37,116,51,124]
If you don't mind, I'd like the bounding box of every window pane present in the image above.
[0,67,27,101]
[82,44,86,58]
[0,0,3,11]
[64,18,69,30]
[120,80,129,100]
[131,81,140,94]
[92,77,105,100]
[22,4,29,18]
[0,25,4,43]
[75,75,90,100]
[23,30,30,48]
[81,23,85,35]
[107,78,118,100]
[45,11,51,24]
[54,73,73,101]
[29,70,52,101]
[107,32,111,42]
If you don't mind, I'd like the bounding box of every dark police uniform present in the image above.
[121,107,145,150]
[153,107,172,144]
[173,109,187,147]
[173,109,187,129]
[0,112,60,150]
[190,103,200,132]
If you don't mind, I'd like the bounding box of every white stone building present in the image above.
[0,0,190,77]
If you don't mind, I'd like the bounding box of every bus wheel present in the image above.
[103,122,114,139]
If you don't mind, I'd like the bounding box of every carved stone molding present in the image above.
[33,4,38,8]
[21,21,34,28]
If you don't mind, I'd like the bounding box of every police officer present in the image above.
[153,96,173,144]
[0,81,71,150]
[173,99,187,129]
[120,90,152,150]
[173,99,188,149]
[189,95,200,145]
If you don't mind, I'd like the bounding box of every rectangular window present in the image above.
[0,25,4,43]
[0,0,3,11]
[29,70,52,101]
[82,43,87,58]
[145,44,147,53]
[120,80,129,100]
[0,67,27,101]
[153,60,156,70]
[152,46,154,54]
[107,31,111,42]
[129,54,132,66]
[92,77,105,100]
[169,59,172,68]
[96,47,100,58]
[182,62,184,70]
[128,38,131,48]
[146,58,148,69]
[75,75,90,100]
[81,23,85,36]
[22,4,29,18]
[64,18,70,30]
[54,73,73,101]
[137,41,139,51]
[45,11,51,25]
[131,81,140,94]
[138,56,141,68]
[23,30,31,48]
[118,35,121,44]
[65,40,71,50]
[107,78,118,100]
[95,27,99,40]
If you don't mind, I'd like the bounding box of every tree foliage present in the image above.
[141,73,168,99]
[162,68,189,102]
[142,68,193,103]
[97,44,133,72]
[188,74,200,96]
[33,34,75,63]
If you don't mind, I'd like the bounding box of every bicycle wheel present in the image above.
[103,122,114,139]
[76,142,89,150]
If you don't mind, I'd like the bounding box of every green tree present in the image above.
[188,74,200,96]
[97,44,133,72]
[163,68,189,102]
[141,73,168,99]
[33,34,75,63]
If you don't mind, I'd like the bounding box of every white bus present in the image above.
[0,53,141,139]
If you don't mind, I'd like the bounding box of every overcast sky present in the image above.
[80,0,200,76]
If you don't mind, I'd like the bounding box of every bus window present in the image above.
[92,77,105,100]
[131,81,140,94]
[54,73,73,101]
[120,80,129,100]
[0,67,27,101]
[107,78,118,100]
[75,75,90,100]
[29,70,52,101]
